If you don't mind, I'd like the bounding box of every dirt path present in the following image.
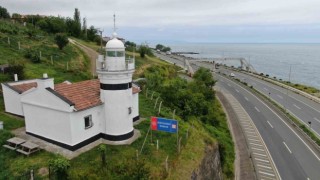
[69,38,99,76]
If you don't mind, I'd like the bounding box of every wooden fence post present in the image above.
[154,97,159,109]
[165,156,169,172]
[158,101,162,115]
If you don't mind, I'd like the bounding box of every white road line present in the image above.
[252,147,265,151]
[293,104,301,110]
[314,117,320,123]
[235,89,239,93]
[255,106,260,112]
[257,164,272,169]
[245,97,249,101]
[277,94,283,99]
[249,138,260,142]
[218,74,320,161]
[254,152,267,157]
[259,171,275,177]
[264,87,269,91]
[227,83,231,87]
[283,142,292,154]
[267,121,274,128]
[250,142,263,146]
[255,158,270,163]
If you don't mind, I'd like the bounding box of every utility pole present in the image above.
[97,29,104,53]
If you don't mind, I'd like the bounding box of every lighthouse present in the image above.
[96,15,135,141]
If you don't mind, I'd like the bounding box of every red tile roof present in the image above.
[8,79,140,111]
[55,79,102,111]
[11,82,37,93]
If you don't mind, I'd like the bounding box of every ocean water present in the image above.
[169,43,320,89]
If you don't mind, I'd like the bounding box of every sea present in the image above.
[168,43,320,89]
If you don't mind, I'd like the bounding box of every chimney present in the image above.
[37,73,54,89]
[14,74,18,81]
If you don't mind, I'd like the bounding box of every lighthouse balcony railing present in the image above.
[96,58,135,72]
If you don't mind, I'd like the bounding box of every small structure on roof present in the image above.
[1,16,141,151]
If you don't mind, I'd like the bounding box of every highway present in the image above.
[220,68,320,137]
[216,75,320,180]
[155,52,320,179]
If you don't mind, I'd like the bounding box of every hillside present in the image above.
[0,20,91,83]
[0,21,234,179]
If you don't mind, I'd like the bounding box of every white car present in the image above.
[230,73,235,77]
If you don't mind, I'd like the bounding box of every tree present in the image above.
[55,33,69,50]
[72,8,81,37]
[87,25,98,41]
[163,46,171,52]
[193,67,216,88]
[156,44,164,51]
[0,6,10,19]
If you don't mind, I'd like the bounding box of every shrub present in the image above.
[55,33,69,50]
[49,157,70,179]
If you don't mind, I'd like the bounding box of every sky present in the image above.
[2,0,320,44]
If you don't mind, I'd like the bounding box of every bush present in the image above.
[49,157,70,179]
[24,49,41,63]
[55,33,69,50]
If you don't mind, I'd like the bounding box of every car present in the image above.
[230,73,235,77]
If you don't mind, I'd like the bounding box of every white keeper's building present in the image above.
[1,32,140,151]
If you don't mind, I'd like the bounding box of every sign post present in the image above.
[151,116,179,151]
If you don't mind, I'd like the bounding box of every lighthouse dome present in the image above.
[106,33,124,49]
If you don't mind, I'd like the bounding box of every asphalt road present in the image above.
[220,68,320,137]
[156,52,320,179]
[217,75,320,180]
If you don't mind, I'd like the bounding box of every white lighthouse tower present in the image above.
[96,14,135,141]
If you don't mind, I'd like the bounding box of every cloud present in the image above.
[2,0,320,42]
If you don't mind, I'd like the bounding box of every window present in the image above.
[84,115,93,129]
[107,51,116,57]
[107,51,124,57]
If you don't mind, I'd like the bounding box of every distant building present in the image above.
[2,30,140,151]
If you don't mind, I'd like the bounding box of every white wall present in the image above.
[69,106,104,145]
[21,87,74,145]
[104,88,133,136]
[132,93,139,119]
[23,103,73,145]
[1,84,24,116]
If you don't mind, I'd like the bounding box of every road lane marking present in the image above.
[293,104,301,110]
[250,142,263,147]
[235,89,239,93]
[257,164,272,169]
[252,147,265,151]
[267,121,274,128]
[218,74,320,161]
[255,158,270,163]
[259,171,275,177]
[248,138,260,142]
[254,152,267,157]
[263,87,268,91]
[314,117,320,123]
[283,142,292,154]
[255,106,260,112]
[245,97,249,101]
[227,83,231,87]
[277,94,283,99]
